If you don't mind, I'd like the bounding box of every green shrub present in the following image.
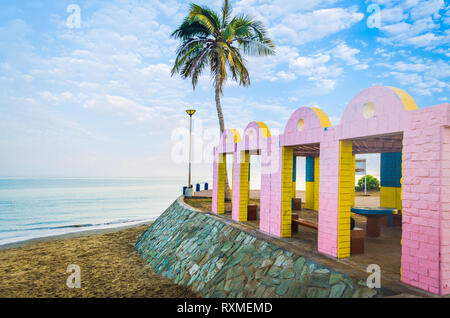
[356,175,380,191]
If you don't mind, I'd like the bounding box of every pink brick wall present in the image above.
[440,126,450,295]
[317,129,340,257]
[258,136,283,237]
[340,86,410,140]
[259,136,273,233]
[401,105,449,295]
[280,107,325,146]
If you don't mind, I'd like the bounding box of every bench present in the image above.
[292,217,318,230]
[247,204,258,221]
[291,215,364,254]
[351,227,365,254]
[292,198,302,211]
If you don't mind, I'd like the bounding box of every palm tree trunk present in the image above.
[215,81,232,201]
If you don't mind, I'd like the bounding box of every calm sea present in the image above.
[0,177,209,246]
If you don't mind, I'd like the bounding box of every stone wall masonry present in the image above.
[136,197,379,298]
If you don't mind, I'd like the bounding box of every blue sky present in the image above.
[0,0,449,184]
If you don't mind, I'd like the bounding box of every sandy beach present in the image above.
[0,224,200,298]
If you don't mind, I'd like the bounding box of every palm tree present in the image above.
[171,0,275,199]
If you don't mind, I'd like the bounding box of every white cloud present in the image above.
[233,0,342,24]
[378,58,449,96]
[380,6,409,24]
[405,32,441,47]
[269,7,364,45]
[330,42,369,70]
[375,0,448,49]
[36,91,74,105]
[409,0,445,21]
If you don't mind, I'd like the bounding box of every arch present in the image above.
[340,86,418,139]
[387,86,418,111]
[282,107,332,147]
[240,121,271,151]
[218,129,241,154]
[310,107,332,129]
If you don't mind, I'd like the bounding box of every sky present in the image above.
[0,0,449,186]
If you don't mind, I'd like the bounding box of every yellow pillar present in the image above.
[238,151,250,221]
[305,157,315,210]
[217,154,226,214]
[338,141,353,258]
[292,154,297,200]
[314,156,320,211]
[281,147,293,237]
[351,154,356,216]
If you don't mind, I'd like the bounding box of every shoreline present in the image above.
[0,220,155,251]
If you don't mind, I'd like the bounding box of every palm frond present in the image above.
[189,4,221,35]
[221,0,232,28]
[236,37,275,56]
[179,45,212,89]
[172,40,208,75]
[171,20,211,40]
[229,46,250,86]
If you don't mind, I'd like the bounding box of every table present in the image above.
[350,207,397,237]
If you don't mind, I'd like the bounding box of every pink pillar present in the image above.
[401,105,450,295]
[211,147,219,214]
[259,136,283,237]
[259,136,272,233]
[317,129,340,257]
[441,126,450,295]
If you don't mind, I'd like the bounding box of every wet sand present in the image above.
[0,224,200,298]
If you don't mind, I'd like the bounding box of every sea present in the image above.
[0,177,210,246]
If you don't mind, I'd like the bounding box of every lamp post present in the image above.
[185,109,196,192]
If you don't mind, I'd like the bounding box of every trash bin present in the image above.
[196,184,200,192]
[204,183,209,190]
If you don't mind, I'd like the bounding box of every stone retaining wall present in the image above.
[135,198,378,298]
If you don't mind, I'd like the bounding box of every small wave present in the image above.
[0,218,153,233]
[0,217,156,246]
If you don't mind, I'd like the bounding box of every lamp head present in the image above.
[186,109,196,116]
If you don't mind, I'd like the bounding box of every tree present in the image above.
[171,0,275,200]
[356,175,380,191]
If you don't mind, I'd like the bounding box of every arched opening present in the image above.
[337,132,403,279]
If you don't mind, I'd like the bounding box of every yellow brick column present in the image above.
[351,154,356,213]
[292,154,297,201]
[338,141,353,258]
[238,151,250,221]
[217,154,226,214]
[314,156,320,212]
[247,161,250,201]
[281,147,293,237]
[396,150,402,210]
[305,157,315,210]
[400,147,403,211]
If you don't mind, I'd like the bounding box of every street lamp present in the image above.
[185,109,196,193]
